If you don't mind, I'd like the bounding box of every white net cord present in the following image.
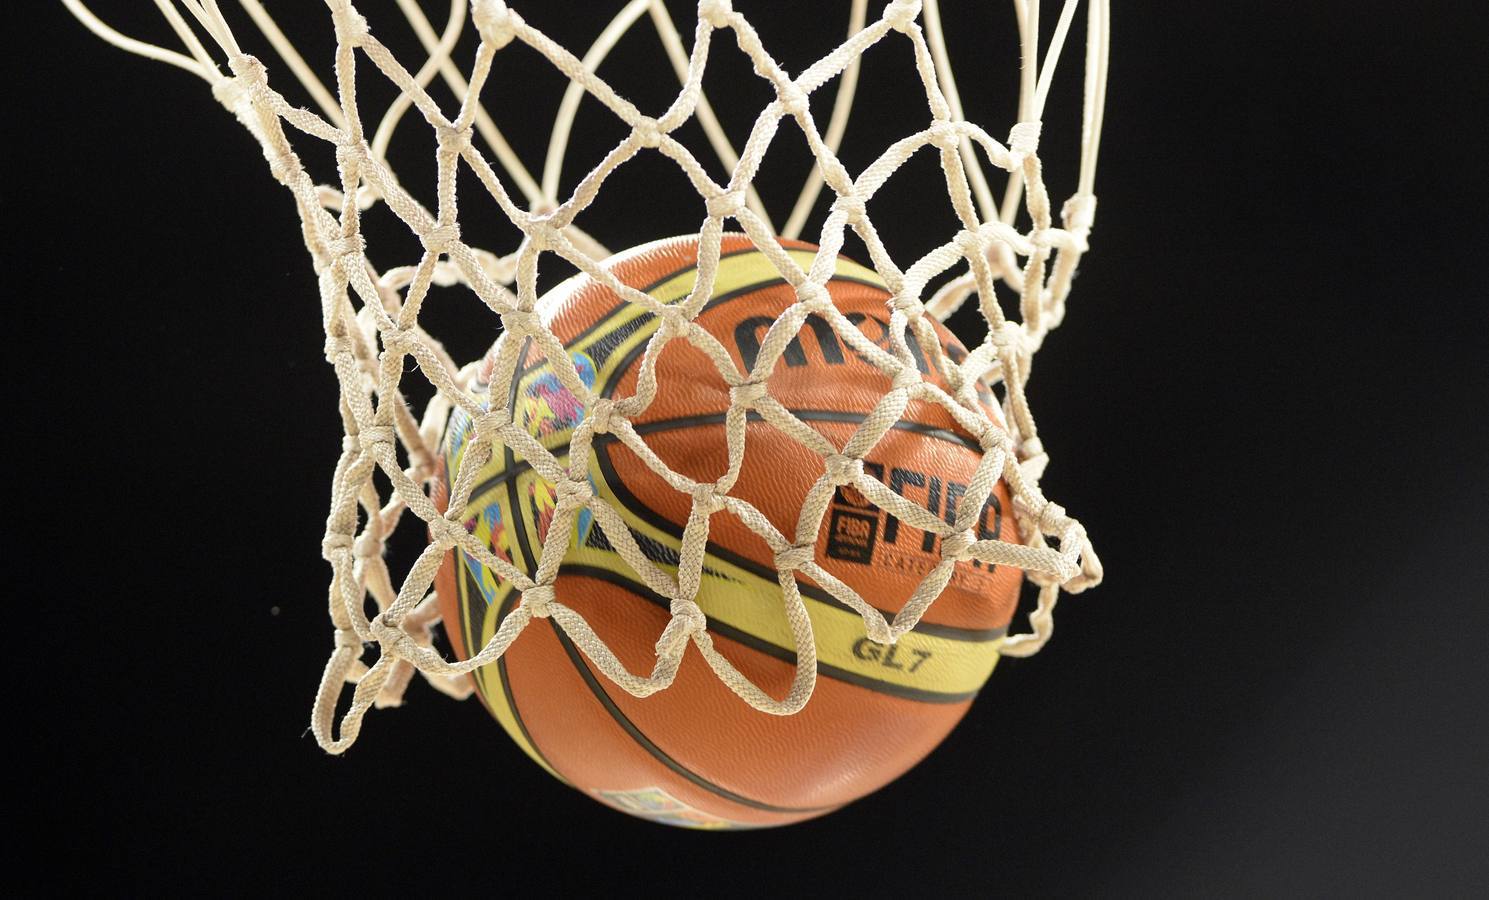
[65,0,1109,754]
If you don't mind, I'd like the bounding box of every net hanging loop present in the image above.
[64,0,1111,753]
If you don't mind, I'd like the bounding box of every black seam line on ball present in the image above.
[479,568,566,783]
[547,618,835,816]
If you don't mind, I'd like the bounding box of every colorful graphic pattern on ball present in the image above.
[445,351,598,608]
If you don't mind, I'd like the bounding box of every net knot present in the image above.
[670,597,707,629]
[658,309,691,339]
[522,584,556,619]
[892,291,926,320]
[436,122,472,155]
[730,379,769,408]
[795,282,831,312]
[335,139,370,170]
[633,117,664,149]
[472,0,519,50]
[831,193,867,222]
[706,189,746,220]
[327,233,366,262]
[941,529,975,561]
[778,83,810,119]
[928,120,960,151]
[991,320,1023,351]
[382,325,421,356]
[323,334,353,362]
[824,453,864,487]
[697,0,733,28]
[428,516,466,549]
[474,409,511,443]
[357,425,395,454]
[1062,192,1098,232]
[979,424,1010,454]
[331,4,371,46]
[584,398,618,434]
[502,309,541,335]
[225,54,268,91]
[1009,121,1042,160]
[534,220,569,256]
[555,476,593,509]
[423,223,461,255]
[774,543,815,571]
[657,599,707,656]
[266,147,303,187]
[891,365,923,390]
[370,613,414,656]
[333,628,364,651]
[321,531,354,558]
[884,0,923,32]
[691,482,727,514]
[955,228,988,258]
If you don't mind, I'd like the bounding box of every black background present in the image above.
[14,2,1488,894]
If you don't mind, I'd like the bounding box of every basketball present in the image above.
[433,234,1024,829]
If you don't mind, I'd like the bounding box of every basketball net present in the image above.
[66,0,1109,752]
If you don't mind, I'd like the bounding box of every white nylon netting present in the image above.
[68,0,1108,753]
